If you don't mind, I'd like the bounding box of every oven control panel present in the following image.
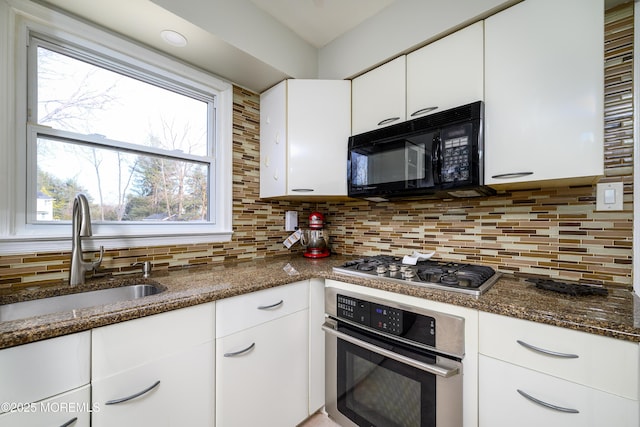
[337,294,435,345]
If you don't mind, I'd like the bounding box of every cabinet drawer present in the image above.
[216,280,309,338]
[479,356,638,427]
[0,384,91,427]
[92,302,215,379]
[0,331,90,408]
[479,312,638,399]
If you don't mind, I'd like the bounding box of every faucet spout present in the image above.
[69,193,103,286]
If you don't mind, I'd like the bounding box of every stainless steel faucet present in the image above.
[69,193,104,286]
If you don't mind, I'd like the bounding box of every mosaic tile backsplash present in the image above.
[0,4,634,290]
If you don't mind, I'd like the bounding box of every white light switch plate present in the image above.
[596,182,624,211]
[285,211,298,231]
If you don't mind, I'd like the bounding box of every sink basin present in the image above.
[0,284,164,322]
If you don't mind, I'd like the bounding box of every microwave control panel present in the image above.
[441,123,474,184]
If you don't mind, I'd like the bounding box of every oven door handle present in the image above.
[322,322,460,378]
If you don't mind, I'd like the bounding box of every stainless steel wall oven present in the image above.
[324,287,465,427]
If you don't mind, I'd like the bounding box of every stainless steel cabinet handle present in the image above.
[105,380,161,405]
[291,188,314,192]
[517,389,579,413]
[491,172,534,179]
[410,106,438,117]
[224,342,256,357]
[257,299,284,310]
[517,340,579,359]
[59,417,78,427]
[322,322,459,378]
[377,117,401,126]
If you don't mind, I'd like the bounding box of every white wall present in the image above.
[151,0,318,83]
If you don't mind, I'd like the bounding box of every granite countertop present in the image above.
[1,254,639,349]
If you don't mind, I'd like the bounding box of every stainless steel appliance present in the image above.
[347,101,494,201]
[324,287,465,427]
[333,255,501,297]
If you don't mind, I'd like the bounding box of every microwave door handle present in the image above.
[432,135,441,184]
[322,321,460,378]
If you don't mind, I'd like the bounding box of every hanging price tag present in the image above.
[283,229,303,248]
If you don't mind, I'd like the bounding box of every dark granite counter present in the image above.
[1,254,638,349]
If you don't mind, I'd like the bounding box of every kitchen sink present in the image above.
[0,284,165,322]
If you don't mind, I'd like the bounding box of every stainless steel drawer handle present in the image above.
[59,417,78,427]
[517,389,579,414]
[105,380,161,405]
[224,342,256,357]
[377,117,401,126]
[491,172,534,179]
[257,299,284,310]
[291,188,314,192]
[517,340,579,359]
[410,106,438,117]
[322,322,459,378]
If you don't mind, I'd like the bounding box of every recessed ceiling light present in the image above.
[160,30,188,47]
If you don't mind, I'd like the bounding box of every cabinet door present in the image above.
[216,310,309,427]
[407,21,484,119]
[479,356,639,427]
[260,81,287,198]
[92,303,215,427]
[287,79,351,196]
[351,56,406,135]
[484,0,603,185]
[0,385,91,427]
[92,341,214,427]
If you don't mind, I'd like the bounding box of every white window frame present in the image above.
[0,0,233,255]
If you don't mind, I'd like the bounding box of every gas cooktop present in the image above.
[333,255,501,297]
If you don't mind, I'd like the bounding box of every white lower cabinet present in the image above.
[215,281,310,426]
[479,355,638,427]
[0,331,91,426]
[91,303,215,427]
[478,312,639,427]
[0,385,91,427]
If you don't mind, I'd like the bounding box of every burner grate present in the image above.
[526,278,608,296]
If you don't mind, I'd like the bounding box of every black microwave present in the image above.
[347,101,495,201]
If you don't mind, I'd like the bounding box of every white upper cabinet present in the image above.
[351,56,406,135]
[407,21,484,120]
[352,22,484,136]
[484,0,604,186]
[260,79,351,198]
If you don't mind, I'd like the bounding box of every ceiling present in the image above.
[248,0,397,48]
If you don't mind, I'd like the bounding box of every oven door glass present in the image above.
[337,326,436,427]
[349,131,437,194]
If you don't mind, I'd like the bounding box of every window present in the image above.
[0,2,233,253]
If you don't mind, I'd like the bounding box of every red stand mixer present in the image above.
[301,211,330,258]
